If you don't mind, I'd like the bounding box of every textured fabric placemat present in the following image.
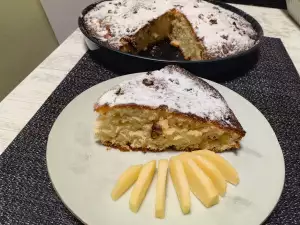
[1,37,300,225]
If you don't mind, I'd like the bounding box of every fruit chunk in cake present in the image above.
[94,65,245,152]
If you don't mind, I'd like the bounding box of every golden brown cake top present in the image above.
[96,65,243,130]
[84,0,257,58]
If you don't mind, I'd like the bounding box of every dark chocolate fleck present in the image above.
[146,71,153,75]
[194,4,199,8]
[224,115,231,121]
[184,88,193,92]
[108,9,112,13]
[115,88,124,95]
[126,28,130,32]
[198,14,204,19]
[133,9,138,14]
[142,78,154,86]
[233,21,240,30]
[168,78,179,85]
[174,4,183,9]
[210,19,218,25]
[221,34,228,40]
[158,105,168,110]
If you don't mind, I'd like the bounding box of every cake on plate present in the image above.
[94,66,245,152]
[84,0,257,60]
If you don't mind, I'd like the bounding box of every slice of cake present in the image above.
[94,66,245,152]
[84,0,257,60]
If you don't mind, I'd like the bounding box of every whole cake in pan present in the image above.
[94,65,246,152]
[84,0,257,60]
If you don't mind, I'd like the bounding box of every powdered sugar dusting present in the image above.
[84,0,257,57]
[97,66,235,127]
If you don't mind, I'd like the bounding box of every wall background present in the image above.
[0,0,58,100]
[41,0,96,44]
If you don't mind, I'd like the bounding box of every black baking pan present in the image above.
[78,0,263,80]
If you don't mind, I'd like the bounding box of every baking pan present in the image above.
[78,0,263,80]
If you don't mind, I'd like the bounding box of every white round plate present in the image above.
[47,74,284,225]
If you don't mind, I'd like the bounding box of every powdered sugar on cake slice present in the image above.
[96,66,238,128]
[84,0,257,58]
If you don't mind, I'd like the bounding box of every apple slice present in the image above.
[175,152,196,162]
[111,164,143,201]
[155,159,169,219]
[176,153,227,196]
[169,158,190,214]
[129,160,156,213]
[183,158,219,208]
[193,155,227,196]
[193,150,239,185]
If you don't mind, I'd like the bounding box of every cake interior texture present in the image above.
[120,10,207,60]
[95,107,242,152]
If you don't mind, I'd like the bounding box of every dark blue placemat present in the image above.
[1,37,300,224]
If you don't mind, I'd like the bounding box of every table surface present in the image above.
[0,4,300,155]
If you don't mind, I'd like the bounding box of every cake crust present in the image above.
[100,140,240,153]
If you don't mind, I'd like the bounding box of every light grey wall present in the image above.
[41,0,97,44]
